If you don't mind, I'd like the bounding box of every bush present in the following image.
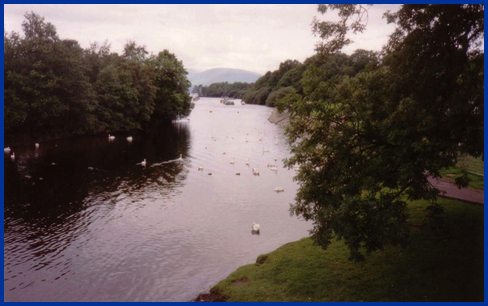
[265,86,296,107]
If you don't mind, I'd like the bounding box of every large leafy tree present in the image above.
[4,12,97,138]
[151,50,193,121]
[5,12,194,143]
[284,4,483,261]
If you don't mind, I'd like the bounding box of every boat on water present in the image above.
[220,97,234,105]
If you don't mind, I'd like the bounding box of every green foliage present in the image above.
[197,81,253,99]
[266,86,295,107]
[284,4,484,261]
[243,51,377,108]
[151,50,193,121]
[4,12,193,143]
[244,60,302,105]
[211,198,484,302]
[313,4,372,54]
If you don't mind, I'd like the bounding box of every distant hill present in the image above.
[187,68,262,87]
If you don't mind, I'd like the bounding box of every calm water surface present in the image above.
[4,97,312,302]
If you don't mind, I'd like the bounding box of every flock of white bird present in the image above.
[4,119,302,235]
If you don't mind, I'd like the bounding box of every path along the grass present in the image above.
[429,176,484,204]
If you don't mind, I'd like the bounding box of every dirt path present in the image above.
[428,177,484,204]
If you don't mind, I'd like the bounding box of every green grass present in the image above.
[440,167,484,190]
[210,198,484,302]
[439,156,484,190]
[457,155,484,175]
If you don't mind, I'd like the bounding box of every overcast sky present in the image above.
[4,4,400,75]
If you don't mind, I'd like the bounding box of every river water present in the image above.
[4,97,312,302]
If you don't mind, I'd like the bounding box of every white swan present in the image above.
[274,187,284,192]
[127,136,133,142]
[4,147,11,154]
[252,167,260,176]
[179,154,183,161]
[252,222,260,232]
[108,134,115,141]
[35,143,39,149]
[270,167,278,172]
[140,159,147,166]
[10,153,15,161]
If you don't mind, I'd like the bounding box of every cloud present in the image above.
[4,4,399,74]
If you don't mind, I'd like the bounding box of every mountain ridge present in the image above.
[187,68,262,87]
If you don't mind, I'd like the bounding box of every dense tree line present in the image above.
[243,50,376,107]
[280,4,484,261]
[192,82,253,99]
[4,12,193,144]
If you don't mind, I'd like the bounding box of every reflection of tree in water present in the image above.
[4,122,191,265]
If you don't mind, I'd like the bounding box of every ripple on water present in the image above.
[4,97,311,302]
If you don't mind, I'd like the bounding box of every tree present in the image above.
[151,50,193,121]
[4,12,195,143]
[266,86,295,107]
[284,4,484,261]
[4,12,97,139]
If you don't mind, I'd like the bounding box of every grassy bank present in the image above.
[440,156,484,190]
[202,198,483,302]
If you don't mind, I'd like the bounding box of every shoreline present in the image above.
[192,108,291,302]
[267,108,290,127]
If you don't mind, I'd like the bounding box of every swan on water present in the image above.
[108,134,115,141]
[10,153,15,161]
[252,167,260,175]
[127,136,133,142]
[252,222,260,232]
[270,167,278,172]
[35,143,39,149]
[4,147,11,153]
[140,159,147,166]
[274,187,284,192]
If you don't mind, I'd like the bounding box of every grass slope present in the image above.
[440,156,484,190]
[209,198,483,302]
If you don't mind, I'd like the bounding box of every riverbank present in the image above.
[194,197,483,302]
[267,108,290,127]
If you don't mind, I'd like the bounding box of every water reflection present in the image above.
[4,98,311,302]
[5,123,191,300]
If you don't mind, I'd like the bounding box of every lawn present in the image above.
[440,156,484,190]
[206,198,484,302]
